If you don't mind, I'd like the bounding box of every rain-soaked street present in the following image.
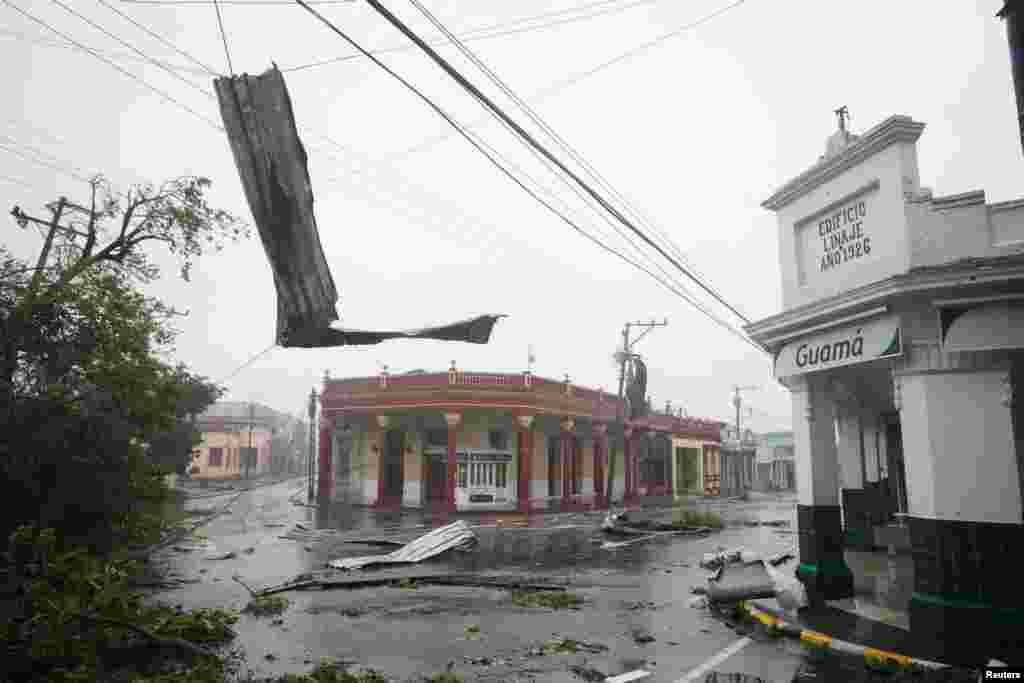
[147,478,813,683]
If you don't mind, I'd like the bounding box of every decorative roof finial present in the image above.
[835,105,849,133]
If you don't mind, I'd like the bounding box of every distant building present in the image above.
[191,402,305,480]
[719,426,757,498]
[316,368,724,511]
[755,431,795,492]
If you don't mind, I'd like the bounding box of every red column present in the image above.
[445,413,460,513]
[593,425,606,508]
[317,417,333,503]
[517,416,533,513]
[560,431,571,505]
[623,427,633,503]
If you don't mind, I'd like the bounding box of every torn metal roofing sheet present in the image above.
[213,66,505,348]
[328,520,476,571]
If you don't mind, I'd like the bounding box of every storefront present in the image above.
[745,113,1024,664]
[317,367,723,512]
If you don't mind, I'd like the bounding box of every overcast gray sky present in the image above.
[3,0,1021,430]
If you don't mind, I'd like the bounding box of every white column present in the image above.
[792,375,840,507]
[899,369,1022,523]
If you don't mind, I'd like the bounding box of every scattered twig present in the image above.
[232,574,258,598]
[74,611,217,659]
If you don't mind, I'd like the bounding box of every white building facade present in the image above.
[746,114,1024,665]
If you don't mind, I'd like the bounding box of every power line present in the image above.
[93,0,219,75]
[402,3,702,312]
[406,0,746,328]
[47,0,213,98]
[212,0,235,74]
[216,343,277,384]
[391,0,747,288]
[123,0,351,4]
[283,0,663,73]
[293,0,762,354]
[0,142,93,184]
[4,1,224,132]
[353,0,752,326]
[0,26,211,76]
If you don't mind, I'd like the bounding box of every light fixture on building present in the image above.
[892,370,903,412]
[1002,372,1014,408]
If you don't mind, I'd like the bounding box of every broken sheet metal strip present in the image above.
[328,520,476,570]
[214,66,506,348]
[214,66,338,347]
[740,601,949,671]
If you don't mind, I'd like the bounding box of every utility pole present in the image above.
[607,318,668,507]
[732,385,759,493]
[307,388,316,503]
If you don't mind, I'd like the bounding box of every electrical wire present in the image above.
[348,0,752,326]
[93,0,219,75]
[0,143,93,184]
[293,0,763,353]
[0,134,95,180]
[392,0,747,286]
[216,343,278,384]
[3,1,225,132]
[46,0,213,97]
[406,0,746,325]
[283,0,663,73]
[212,0,235,74]
[398,20,702,311]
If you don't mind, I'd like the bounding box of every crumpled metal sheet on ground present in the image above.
[328,520,477,571]
[213,66,505,348]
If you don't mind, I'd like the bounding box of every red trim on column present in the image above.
[447,423,457,513]
[375,428,386,507]
[318,418,332,503]
[623,432,632,503]
[518,427,531,513]
[565,432,573,507]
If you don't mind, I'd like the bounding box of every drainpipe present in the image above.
[999,1,1024,154]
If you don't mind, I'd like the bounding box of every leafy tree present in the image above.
[3,175,247,406]
[0,174,248,545]
[146,366,224,474]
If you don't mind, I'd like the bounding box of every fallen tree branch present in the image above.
[251,573,569,598]
[74,611,217,659]
[232,574,258,598]
[125,491,243,562]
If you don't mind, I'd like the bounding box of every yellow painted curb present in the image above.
[799,630,832,648]
[864,647,913,667]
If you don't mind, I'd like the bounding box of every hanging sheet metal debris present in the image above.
[328,520,477,571]
[213,66,505,347]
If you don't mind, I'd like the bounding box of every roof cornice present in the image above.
[744,256,1024,347]
[762,116,926,212]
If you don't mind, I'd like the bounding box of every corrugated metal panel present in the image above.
[214,67,338,347]
[214,66,506,349]
[328,520,476,571]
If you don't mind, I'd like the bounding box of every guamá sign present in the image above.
[774,315,902,378]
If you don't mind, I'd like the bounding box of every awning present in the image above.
[941,300,1024,351]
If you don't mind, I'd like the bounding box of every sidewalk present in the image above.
[741,597,992,675]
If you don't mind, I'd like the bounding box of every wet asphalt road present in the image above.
[147,479,810,683]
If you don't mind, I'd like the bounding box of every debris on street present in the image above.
[246,570,566,597]
[631,628,656,644]
[511,590,583,610]
[742,520,791,528]
[540,637,609,655]
[605,670,652,683]
[205,551,238,561]
[328,521,477,571]
[570,664,608,681]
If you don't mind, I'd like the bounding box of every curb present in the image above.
[739,601,950,672]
